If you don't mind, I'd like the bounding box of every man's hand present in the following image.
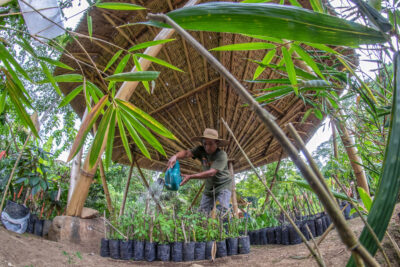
[180,174,192,186]
[167,155,177,170]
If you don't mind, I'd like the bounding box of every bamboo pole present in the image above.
[333,111,369,195]
[188,182,205,210]
[119,162,134,217]
[147,13,379,267]
[228,160,239,218]
[66,0,201,217]
[99,160,113,213]
[67,147,83,204]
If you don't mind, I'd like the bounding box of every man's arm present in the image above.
[167,150,193,169]
[180,168,218,186]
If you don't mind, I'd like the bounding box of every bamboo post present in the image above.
[67,147,83,204]
[119,162,135,217]
[228,160,239,218]
[332,111,370,195]
[147,13,379,266]
[65,0,201,217]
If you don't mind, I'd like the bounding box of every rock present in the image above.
[42,219,52,237]
[48,216,104,253]
[80,207,99,219]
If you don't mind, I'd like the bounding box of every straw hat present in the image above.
[191,128,229,147]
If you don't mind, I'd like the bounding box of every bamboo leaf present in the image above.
[86,81,104,98]
[59,85,83,108]
[103,50,123,72]
[313,108,323,120]
[309,0,324,12]
[0,43,31,82]
[357,187,372,212]
[38,73,83,84]
[281,46,298,94]
[255,86,292,103]
[132,54,150,93]
[292,44,326,80]
[246,78,290,84]
[105,71,160,82]
[114,54,131,74]
[210,42,276,51]
[116,99,176,140]
[164,3,386,46]
[37,56,74,71]
[40,62,62,96]
[243,34,283,43]
[89,105,113,167]
[120,110,151,159]
[87,14,93,40]
[95,2,145,10]
[128,39,175,51]
[67,95,109,162]
[253,49,276,79]
[0,91,6,114]
[116,109,132,163]
[105,109,116,170]
[288,0,302,8]
[121,109,166,157]
[135,53,183,72]
[347,52,400,266]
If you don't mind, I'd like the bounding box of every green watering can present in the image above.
[165,160,182,191]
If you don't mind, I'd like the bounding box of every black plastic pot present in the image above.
[194,241,206,261]
[307,220,317,238]
[216,240,227,258]
[259,228,268,245]
[100,238,110,257]
[26,214,37,233]
[109,239,120,259]
[289,225,302,245]
[238,236,250,254]
[171,242,183,262]
[133,240,144,261]
[281,226,290,245]
[120,240,133,260]
[157,243,170,262]
[145,241,156,262]
[183,242,195,261]
[324,215,331,227]
[205,240,215,260]
[226,237,238,255]
[266,227,275,244]
[321,216,328,232]
[249,230,257,245]
[275,226,282,244]
[315,218,323,237]
[300,221,310,240]
[34,219,44,236]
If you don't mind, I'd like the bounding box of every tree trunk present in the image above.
[66,0,201,217]
[67,147,83,204]
[333,112,369,195]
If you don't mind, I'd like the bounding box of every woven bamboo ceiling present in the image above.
[56,0,325,174]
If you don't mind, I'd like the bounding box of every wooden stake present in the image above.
[228,160,239,218]
[119,161,134,217]
[188,182,205,211]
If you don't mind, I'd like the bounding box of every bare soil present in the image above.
[0,204,399,267]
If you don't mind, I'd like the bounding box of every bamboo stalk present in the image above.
[228,161,239,218]
[147,13,379,267]
[188,182,205,211]
[119,162,134,217]
[99,160,113,213]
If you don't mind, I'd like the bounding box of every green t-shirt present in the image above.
[190,146,232,197]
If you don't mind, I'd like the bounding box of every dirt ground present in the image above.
[0,205,399,267]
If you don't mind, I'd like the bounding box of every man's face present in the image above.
[203,138,218,154]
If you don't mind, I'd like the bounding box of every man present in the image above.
[167,128,232,213]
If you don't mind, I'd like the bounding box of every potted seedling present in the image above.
[181,215,195,261]
[171,207,183,262]
[119,214,133,260]
[155,212,173,262]
[205,216,218,260]
[194,214,207,261]
[100,212,110,257]
[133,209,147,261]
[237,206,250,254]
[215,214,228,258]
[226,216,239,256]
[108,217,123,260]
[145,215,156,262]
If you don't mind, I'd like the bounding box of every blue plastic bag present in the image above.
[165,160,182,191]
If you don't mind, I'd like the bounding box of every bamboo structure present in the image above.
[56,0,352,216]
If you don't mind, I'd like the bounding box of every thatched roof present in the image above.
[55,0,332,174]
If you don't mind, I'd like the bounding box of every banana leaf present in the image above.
[153,2,387,46]
[347,52,400,266]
